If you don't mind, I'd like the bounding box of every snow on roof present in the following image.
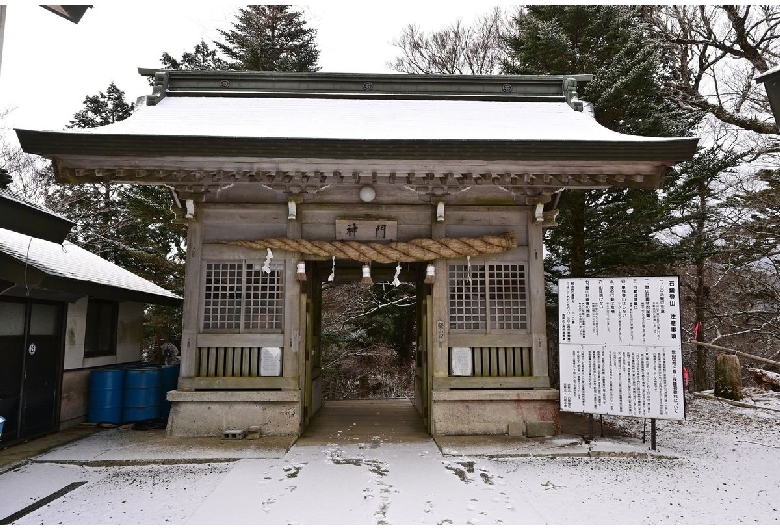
[59,97,685,143]
[0,227,179,301]
[757,63,780,81]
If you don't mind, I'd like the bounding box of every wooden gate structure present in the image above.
[17,71,697,437]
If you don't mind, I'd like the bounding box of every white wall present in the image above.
[64,297,145,369]
[63,296,87,369]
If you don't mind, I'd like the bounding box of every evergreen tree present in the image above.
[68,82,134,128]
[158,6,319,75]
[661,147,742,390]
[505,13,693,265]
[216,5,319,72]
[160,39,230,71]
[504,6,699,353]
[48,84,186,355]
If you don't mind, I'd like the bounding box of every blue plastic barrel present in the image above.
[122,367,161,422]
[158,364,181,417]
[88,368,125,424]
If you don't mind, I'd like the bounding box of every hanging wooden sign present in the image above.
[336,219,397,241]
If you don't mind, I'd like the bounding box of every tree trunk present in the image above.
[714,354,742,401]
[747,368,780,391]
[694,181,708,391]
[569,190,587,277]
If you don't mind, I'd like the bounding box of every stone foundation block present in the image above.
[526,421,556,438]
[507,421,526,437]
[166,390,300,437]
[432,389,560,436]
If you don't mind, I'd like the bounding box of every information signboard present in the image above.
[558,277,684,420]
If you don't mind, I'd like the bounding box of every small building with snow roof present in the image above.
[0,185,179,444]
[16,71,698,438]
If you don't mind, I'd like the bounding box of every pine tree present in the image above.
[661,147,742,390]
[160,39,230,71]
[504,6,697,273]
[48,84,186,355]
[215,5,319,72]
[504,6,699,353]
[68,82,134,128]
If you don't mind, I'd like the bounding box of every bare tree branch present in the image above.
[645,5,780,134]
[388,7,510,75]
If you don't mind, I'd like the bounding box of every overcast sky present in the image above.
[0,3,499,132]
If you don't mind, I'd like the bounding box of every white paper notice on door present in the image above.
[260,347,282,377]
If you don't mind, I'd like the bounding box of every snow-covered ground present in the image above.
[0,392,778,525]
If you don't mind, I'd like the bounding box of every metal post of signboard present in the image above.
[588,413,594,441]
[600,414,604,437]
[650,419,657,450]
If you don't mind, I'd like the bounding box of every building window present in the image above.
[84,299,118,357]
[448,262,527,332]
[202,260,284,332]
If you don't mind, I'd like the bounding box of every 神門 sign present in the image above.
[336,219,397,241]
[558,277,684,420]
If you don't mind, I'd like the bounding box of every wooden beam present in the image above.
[178,376,299,390]
[688,340,780,368]
[432,376,550,390]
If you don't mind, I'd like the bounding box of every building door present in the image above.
[0,299,64,444]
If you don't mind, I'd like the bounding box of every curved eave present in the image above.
[16,130,699,163]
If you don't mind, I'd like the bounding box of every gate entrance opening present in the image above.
[298,261,431,437]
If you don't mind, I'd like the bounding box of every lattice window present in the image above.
[202,260,284,332]
[449,262,527,332]
[244,262,284,330]
[449,264,487,330]
[203,262,243,330]
[488,263,527,330]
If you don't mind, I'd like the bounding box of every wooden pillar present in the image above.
[431,257,448,379]
[179,217,202,379]
[430,200,448,381]
[527,211,548,379]
[286,201,303,382]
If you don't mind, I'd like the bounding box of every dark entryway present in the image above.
[300,261,432,435]
[0,298,64,445]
